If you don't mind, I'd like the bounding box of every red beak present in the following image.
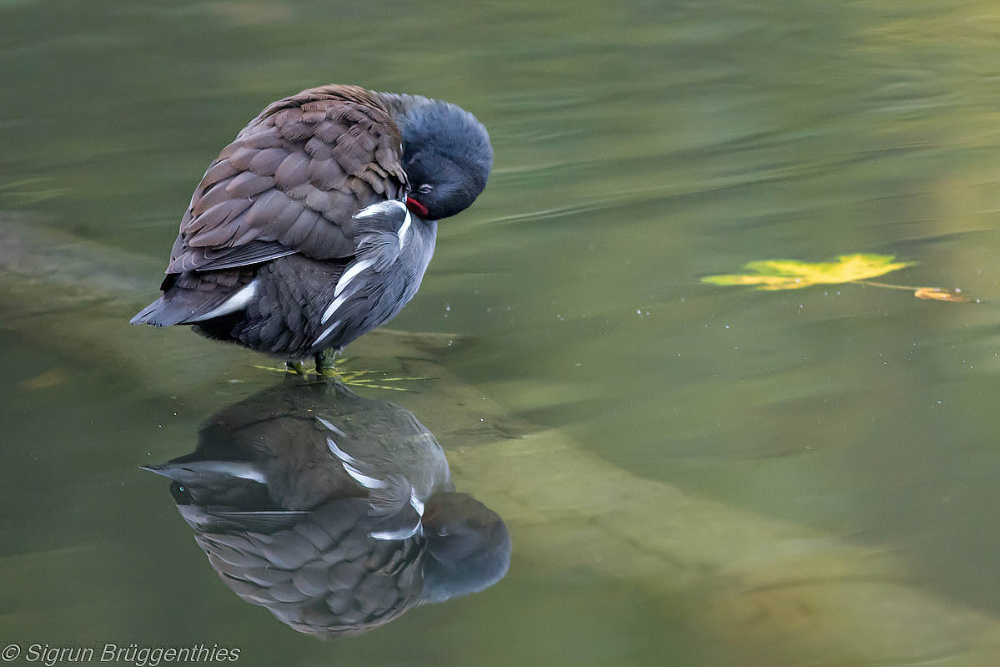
[405,197,429,217]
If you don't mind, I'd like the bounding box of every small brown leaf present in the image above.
[914,287,967,302]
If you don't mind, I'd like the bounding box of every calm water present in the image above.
[3,0,1000,664]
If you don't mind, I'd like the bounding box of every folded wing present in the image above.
[167,86,409,275]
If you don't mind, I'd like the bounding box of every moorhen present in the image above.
[131,85,492,373]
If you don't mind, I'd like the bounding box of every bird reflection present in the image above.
[143,378,510,638]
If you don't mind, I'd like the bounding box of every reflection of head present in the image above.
[421,493,512,604]
[144,379,510,638]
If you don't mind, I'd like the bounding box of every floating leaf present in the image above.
[703,254,974,304]
[702,254,916,291]
[914,287,967,303]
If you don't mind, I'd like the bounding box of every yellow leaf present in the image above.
[702,254,916,291]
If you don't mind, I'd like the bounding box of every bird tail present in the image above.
[130,296,186,327]
[130,270,256,327]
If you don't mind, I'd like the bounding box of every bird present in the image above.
[130,85,493,375]
[142,378,511,638]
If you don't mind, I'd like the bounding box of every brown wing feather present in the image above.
[167,86,408,274]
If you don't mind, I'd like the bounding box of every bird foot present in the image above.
[314,349,341,380]
[285,361,308,377]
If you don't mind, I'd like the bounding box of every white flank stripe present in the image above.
[189,280,258,322]
[321,293,349,324]
[397,209,412,249]
[316,417,346,437]
[325,436,357,464]
[191,461,266,483]
[334,258,374,297]
[370,522,422,541]
[228,468,266,483]
[409,488,425,516]
[312,319,340,347]
[342,462,388,489]
[353,199,406,220]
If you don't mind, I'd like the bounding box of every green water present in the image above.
[3,0,1000,664]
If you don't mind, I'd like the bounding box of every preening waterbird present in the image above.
[131,85,492,374]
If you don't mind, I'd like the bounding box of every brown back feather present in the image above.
[167,86,408,274]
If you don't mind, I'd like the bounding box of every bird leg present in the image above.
[314,348,340,379]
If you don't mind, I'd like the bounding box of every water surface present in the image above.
[3,0,1000,665]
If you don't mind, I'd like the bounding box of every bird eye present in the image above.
[418,184,434,195]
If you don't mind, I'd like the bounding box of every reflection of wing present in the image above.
[167,85,408,274]
[316,414,425,533]
[147,379,509,637]
[193,499,425,637]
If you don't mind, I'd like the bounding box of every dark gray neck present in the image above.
[374,92,432,138]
